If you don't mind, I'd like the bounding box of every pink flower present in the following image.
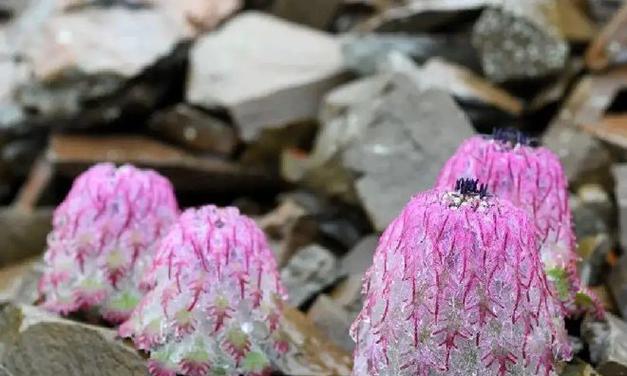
[119,205,286,376]
[39,163,179,323]
[350,179,571,376]
[435,131,603,318]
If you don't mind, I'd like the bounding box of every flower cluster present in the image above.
[119,205,287,376]
[350,183,571,375]
[435,133,601,317]
[39,163,179,323]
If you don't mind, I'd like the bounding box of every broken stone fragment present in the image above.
[148,104,238,155]
[0,259,42,305]
[0,56,29,130]
[613,164,627,248]
[609,254,627,319]
[272,0,342,29]
[187,11,347,142]
[586,3,627,71]
[307,294,354,353]
[274,305,352,375]
[340,234,377,277]
[472,4,569,82]
[258,198,318,266]
[4,0,195,135]
[280,244,339,307]
[341,32,481,76]
[582,313,627,375]
[284,73,474,230]
[47,134,276,195]
[542,70,625,184]
[0,304,146,375]
[0,208,52,268]
[361,0,497,33]
[561,358,601,376]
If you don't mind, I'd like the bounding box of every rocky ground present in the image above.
[0,0,627,375]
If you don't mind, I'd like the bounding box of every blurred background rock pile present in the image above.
[0,0,627,374]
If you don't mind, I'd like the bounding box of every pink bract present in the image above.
[119,205,286,376]
[39,163,179,323]
[435,134,603,318]
[350,184,571,376]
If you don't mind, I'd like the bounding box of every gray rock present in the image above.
[6,0,191,131]
[570,186,613,286]
[609,254,627,319]
[0,208,52,268]
[272,0,341,29]
[582,313,627,375]
[340,234,377,276]
[187,11,347,142]
[542,74,614,184]
[561,358,601,376]
[0,259,42,305]
[472,6,569,82]
[280,244,339,307]
[0,57,28,130]
[274,306,352,376]
[306,294,354,353]
[342,32,481,75]
[284,73,475,230]
[587,0,626,23]
[0,304,146,375]
[364,0,497,33]
[149,104,238,155]
[614,164,627,248]
[330,275,363,319]
[258,198,318,266]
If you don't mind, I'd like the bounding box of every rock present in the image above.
[578,233,612,287]
[0,259,42,305]
[284,74,475,230]
[274,305,352,375]
[148,104,238,155]
[272,0,341,29]
[0,304,146,375]
[0,208,52,268]
[0,57,29,130]
[561,358,601,376]
[586,2,627,71]
[587,0,626,24]
[47,134,277,194]
[590,284,618,315]
[340,234,377,276]
[341,32,481,75]
[258,198,318,266]
[280,244,339,307]
[581,115,627,150]
[58,0,240,34]
[16,0,210,76]
[571,185,613,286]
[14,1,184,93]
[472,4,569,82]
[238,121,318,171]
[582,313,627,375]
[613,164,627,248]
[415,57,523,116]
[330,275,363,316]
[529,58,584,111]
[542,70,626,184]
[306,294,354,352]
[152,0,241,35]
[360,0,497,32]
[609,254,627,319]
[7,1,192,132]
[187,11,347,142]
